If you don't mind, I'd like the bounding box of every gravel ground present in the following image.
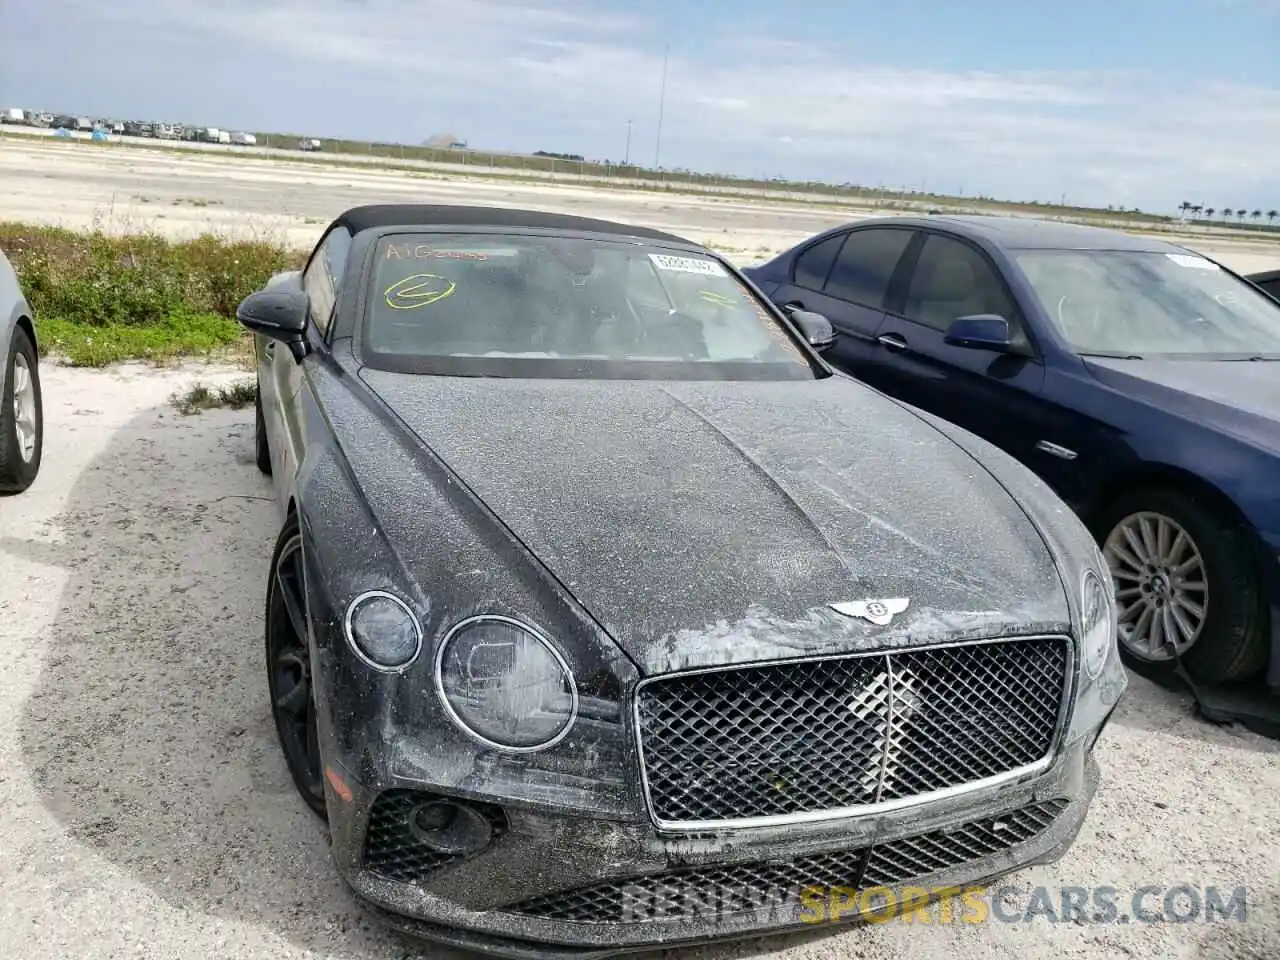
[1,137,1279,959]
[1,364,1277,960]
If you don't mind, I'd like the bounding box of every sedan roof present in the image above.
[334,203,694,245]
[852,214,1183,253]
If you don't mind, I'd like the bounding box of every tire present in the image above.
[265,514,328,818]
[1093,487,1268,686]
[255,385,272,476]
[0,324,43,494]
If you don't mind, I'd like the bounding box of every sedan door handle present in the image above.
[877,333,908,351]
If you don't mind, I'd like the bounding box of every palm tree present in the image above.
[1205,207,1216,219]
[1222,208,1233,220]
[1251,209,1262,222]
[1179,201,1191,218]
[1268,210,1278,225]
[1191,204,1203,218]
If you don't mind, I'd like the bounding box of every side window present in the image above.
[902,234,1017,333]
[792,234,844,291]
[823,229,912,308]
[302,226,352,336]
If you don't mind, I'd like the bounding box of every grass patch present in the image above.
[171,378,258,415]
[0,221,303,366]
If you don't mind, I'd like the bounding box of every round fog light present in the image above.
[344,591,422,670]
[408,800,493,856]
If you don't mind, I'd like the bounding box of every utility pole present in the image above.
[654,42,669,170]
[625,119,632,165]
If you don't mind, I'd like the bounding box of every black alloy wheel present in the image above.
[266,517,327,817]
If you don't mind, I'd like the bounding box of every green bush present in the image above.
[0,223,305,365]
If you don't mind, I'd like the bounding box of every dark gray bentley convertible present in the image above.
[238,204,1126,957]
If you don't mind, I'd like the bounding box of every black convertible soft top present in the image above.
[334,204,692,245]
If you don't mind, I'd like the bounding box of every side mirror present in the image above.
[785,308,837,353]
[236,290,311,362]
[944,314,1014,353]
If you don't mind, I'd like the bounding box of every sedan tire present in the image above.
[0,325,42,494]
[265,515,327,817]
[1097,487,1268,685]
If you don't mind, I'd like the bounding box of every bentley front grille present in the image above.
[505,798,1069,924]
[635,636,1070,827]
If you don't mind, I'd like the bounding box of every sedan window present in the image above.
[792,234,844,291]
[822,229,912,308]
[903,234,1017,332]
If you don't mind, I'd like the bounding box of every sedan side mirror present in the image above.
[944,314,1014,353]
[236,290,311,362]
[785,308,837,353]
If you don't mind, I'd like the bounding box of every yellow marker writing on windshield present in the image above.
[384,274,457,310]
[698,290,739,307]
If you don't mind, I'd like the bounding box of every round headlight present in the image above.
[1080,569,1115,679]
[434,615,577,752]
[344,591,423,670]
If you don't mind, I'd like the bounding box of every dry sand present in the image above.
[3,137,1279,274]
[0,137,1278,960]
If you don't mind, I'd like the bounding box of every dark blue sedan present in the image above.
[1251,268,1280,301]
[745,215,1280,690]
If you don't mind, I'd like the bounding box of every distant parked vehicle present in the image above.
[73,117,92,132]
[1,108,26,124]
[298,137,322,151]
[52,115,76,130]
[0,249,43,493]
[1249,269,1280,301]
[230,131,257,146]
[746,215,1280,690]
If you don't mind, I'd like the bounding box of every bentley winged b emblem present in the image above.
[830,598,909,626]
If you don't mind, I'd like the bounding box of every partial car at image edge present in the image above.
[0,248,43,494]
[1248,267,1280,302]
[235,203,1124,958]
[745,215,1280,693]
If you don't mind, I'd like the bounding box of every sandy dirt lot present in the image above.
[3,138,1280,275]
[2,362,1278,960]
[1,137,1279,960]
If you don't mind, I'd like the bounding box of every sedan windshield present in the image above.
[362,233,818,379]
[1015,249,1280,359]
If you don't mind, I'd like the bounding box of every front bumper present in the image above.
[325,728,1106,959]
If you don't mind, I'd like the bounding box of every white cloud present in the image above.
[9,0,1280,210]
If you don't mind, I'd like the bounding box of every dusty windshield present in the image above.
[1016,249,1280,359]
[362,233,816,379]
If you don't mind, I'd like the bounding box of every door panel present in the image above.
[269,226,350,505]
[864,232,1059,470]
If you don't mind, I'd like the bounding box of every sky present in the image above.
[2,0,1278,212]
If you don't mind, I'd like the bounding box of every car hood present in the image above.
[359,370,1069,674]
[1083,357,1280,454]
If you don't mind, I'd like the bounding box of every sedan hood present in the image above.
[359,370,1069,674]
[1083,357,1280,455]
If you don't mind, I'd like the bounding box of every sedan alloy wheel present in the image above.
[1103,510,1208,662]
